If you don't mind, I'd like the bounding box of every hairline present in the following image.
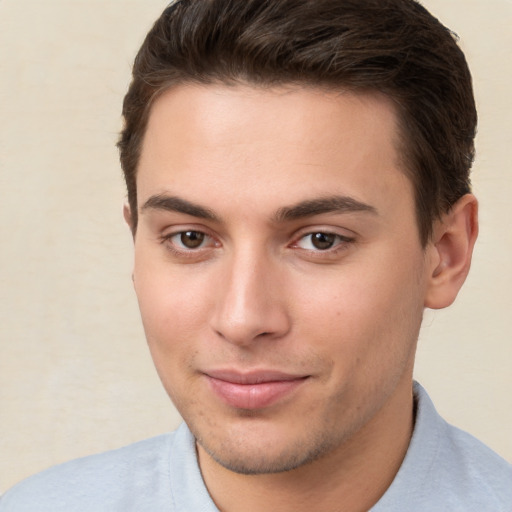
[128,78,427,245]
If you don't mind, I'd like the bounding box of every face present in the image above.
[132,84,434,474]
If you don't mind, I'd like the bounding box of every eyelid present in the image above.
[297,232,348,247]
[160,223,216,239]
[291,225,355,243]
[169,231,210,249]
[160,226,221,256]
[163,231,215,245]
[289,228,356,259]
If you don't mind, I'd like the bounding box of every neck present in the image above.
[198,379,415,512]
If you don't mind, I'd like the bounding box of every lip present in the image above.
[204,369,309,410]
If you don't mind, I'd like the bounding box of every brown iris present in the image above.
[180,231,205,248]
[311,233,336,250]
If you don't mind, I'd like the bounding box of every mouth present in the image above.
[204,369,310,410]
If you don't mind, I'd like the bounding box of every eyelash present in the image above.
[292,233,357,265]
[159,230,218,259]
[159,229,355,259]
[292,232,354,255]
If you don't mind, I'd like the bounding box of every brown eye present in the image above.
[295,231,353,252]
[179,231,205,249]
[310,232,337,250]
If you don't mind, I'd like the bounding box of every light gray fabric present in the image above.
[1,383,510,511]
[371,383,512,511]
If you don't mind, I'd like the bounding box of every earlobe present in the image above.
[424,194,478,310]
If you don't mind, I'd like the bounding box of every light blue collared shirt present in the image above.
[1,383,511,511]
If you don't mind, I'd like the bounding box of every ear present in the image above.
[424,194,478,310]
[123,203,135,240]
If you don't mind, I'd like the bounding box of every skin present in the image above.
[127,84,478,512]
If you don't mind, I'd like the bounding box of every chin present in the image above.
[194,417,345,475]
[200,440,326,475]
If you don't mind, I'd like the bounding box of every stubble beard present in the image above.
[192,407,370,476]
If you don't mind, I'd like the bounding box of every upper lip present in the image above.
[204,369,309,384]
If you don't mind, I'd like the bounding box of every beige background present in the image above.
[0,0,511,492]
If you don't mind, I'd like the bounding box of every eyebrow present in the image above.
[140,193,377,223]
[274,196,378,222]
[140,194,220,221]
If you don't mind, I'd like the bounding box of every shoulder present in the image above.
[418,384,512,509]
[374,383,512,512]
[435,421,512,508]
[0,433,175,512]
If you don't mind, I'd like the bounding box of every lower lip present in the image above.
[207,376,307,410]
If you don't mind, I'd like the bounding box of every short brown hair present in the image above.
[118,0,477,245]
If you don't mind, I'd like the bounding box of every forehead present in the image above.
[137,84,413,220]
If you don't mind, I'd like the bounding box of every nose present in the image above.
[210,248,291,346]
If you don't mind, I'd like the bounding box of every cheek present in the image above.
[133,257,212,358]
[133,269,208,407]
[293,254,425,365]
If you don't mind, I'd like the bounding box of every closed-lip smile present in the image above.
[204,369,309,410]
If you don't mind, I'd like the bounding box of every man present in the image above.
[1,0,510,510]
